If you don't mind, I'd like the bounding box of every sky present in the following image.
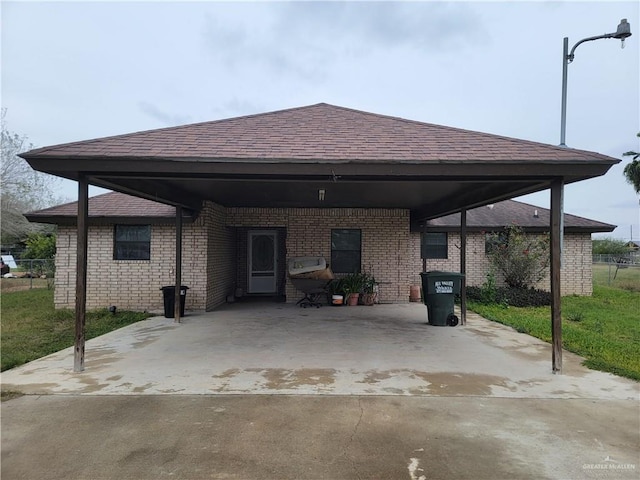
[2,1,639,240]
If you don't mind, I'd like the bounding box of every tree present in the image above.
[21,232,56,277]
[1,109,59,245]
[622,132,640,194]
[21,232,56,260]
[592,238,630,255]
[486,225,550,289]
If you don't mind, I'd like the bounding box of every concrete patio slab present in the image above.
[2,303,637,399]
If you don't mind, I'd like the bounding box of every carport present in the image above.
[20,103,619,374]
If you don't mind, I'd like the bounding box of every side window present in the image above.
[485,231,507,254]
[331,229,361,273]
[114,225,151,260]
[421,232,448,259]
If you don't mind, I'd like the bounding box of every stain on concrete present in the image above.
[77,377,110,393]
[256,368,336,390]
[357,371,394,384]
[0,382,59,394]
[15,366,49,376]
[83,348,120,370]
[383,387,405,395]
[411,372,512,396]
[131,337,160,349]
[212,369,241,379]
[122,446,179,465]
[408,387,430,395]
[132,383,156,393]
[465,327,499,339]
[107,375,123,381]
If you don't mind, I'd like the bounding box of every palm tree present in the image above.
[623,132,640,194]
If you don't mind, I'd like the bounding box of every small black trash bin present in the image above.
[161,285,189,318]
[420,271,464,326]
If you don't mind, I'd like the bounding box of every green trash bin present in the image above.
[420,271,464,326]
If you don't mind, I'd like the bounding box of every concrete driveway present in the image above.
[2,303,638,479]
[1,303,637,398]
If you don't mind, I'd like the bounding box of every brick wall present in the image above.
[408,232,593,296]
[55,222,208,312]
[227,207,411,303]
[56,207,597,312]
[203,202,236,310]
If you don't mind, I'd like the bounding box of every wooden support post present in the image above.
[74,176,89,372]
[174,205,183,323]
[550,179,563,374]
[460,208,467,326]
[422,221,427,273]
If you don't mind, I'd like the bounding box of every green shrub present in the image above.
[466,285,551,307]
[486,225,549,289]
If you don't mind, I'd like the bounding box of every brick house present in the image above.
[28,192,614,311]
[410,199,614,296]
[21,103,619,313]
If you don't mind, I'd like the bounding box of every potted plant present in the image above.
[327,278,345,306]
[361,272,378,306]
[341,273,365,306]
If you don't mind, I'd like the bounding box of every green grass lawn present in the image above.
[1,288,151,371]
[469,285,640,381]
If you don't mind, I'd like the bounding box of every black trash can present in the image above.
[420,271,464,326]
[161,285,189,318]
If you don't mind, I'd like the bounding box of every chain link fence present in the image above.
[593,254,640,290]
[1,258,55,290]
[592,253,639,265]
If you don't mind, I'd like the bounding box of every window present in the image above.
[331,229,361,273]
[485,232,507,254]
[421,232,448,259]
[114,225,151,260]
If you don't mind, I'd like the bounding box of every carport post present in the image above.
[174,205,182,323]
[550,179,563,374]
[460,208,467,325]
[74,175,88,372]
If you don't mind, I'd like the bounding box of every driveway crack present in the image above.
[350,397,364,443]
[346,397,364,480]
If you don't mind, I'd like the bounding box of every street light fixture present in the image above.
[560,19,632,147]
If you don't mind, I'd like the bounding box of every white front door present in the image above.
[248,230,277,293]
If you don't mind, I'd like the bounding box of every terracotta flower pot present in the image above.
[347,293,360,306]
[409,285,421,302]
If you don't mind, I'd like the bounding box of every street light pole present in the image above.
[560,19,632,147]
[552,19,631,374]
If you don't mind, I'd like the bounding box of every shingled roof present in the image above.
[25,192,192,226]
[21,103,619,219]
[23,103,614,163]
[416,199,615,233]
